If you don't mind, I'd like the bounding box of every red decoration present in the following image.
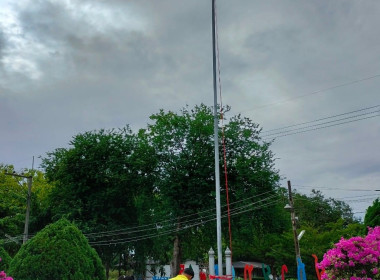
[244,264,254,280]
[281,265,288,280]
[200,270,207,280]
[312,254,324,280]
[179,264,185,275]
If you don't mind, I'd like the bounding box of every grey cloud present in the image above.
[0,30,5,59]
[1,0,379,218]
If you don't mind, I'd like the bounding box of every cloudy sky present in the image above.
[1,0,379,220]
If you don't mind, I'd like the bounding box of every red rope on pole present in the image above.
[222,123,232,253]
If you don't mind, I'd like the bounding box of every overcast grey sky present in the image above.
[1,0,379,220]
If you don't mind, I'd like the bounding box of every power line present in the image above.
[1,194,282,245]
[262,110,379,140]
[84,189,277,238]
[292,184,379,192]
[239,74,380,112]
[3,194,372,246]
[88,198,283,246]
[86,194,280,240]
[8,189,279,243]
[262,105,380,134]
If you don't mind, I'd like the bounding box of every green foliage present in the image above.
[0,164,55,256]
[293,190,357,230]
[267,219,364,278]
[143,104,285,271]
[0,164,28,238]
[16,103,362,276]
[42,127,141,227]
[8,218,105,280]
[143,104,217,271]
[40,126,156,278]
[364,198,380,228]
[0,246,12,270]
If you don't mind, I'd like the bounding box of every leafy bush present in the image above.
[0,247,12,271]
[319,226,380,280]
[8,218,105,280]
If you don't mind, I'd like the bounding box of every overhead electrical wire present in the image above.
[292,184,379,192]
[263,105,380,133]
[261,105,379,140]
[2,189,278,244]
[2,194,373,246]
[83,188,276,237]
[87,194,280,241]
[239,74,380,112]
[0,194,282,246]
[88,198,283,246]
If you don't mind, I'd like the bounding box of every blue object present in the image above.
[297,257,307,280]
[214,265,235,280]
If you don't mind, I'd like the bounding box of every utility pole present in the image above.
[4,172,33,244]
[284,181,302,266]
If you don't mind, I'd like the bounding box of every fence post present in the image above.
[225,247,231,277]
[209,248,215,279]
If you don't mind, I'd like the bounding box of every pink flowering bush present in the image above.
[0,258,13,280]
[0,270,13,280]
[318,226,380,280]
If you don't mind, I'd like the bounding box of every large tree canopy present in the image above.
[142,104,285,274]
[41,126,155,278]
[33,104,362,278]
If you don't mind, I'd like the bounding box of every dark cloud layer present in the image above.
[1,0,379,219]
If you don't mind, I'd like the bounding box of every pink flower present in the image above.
[319,226,380,279]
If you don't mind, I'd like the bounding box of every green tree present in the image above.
[144,105,217,275]
[0,165,53,256]
[364,198,380,230]
[364,198,380,229]
[8,218,105,280]
[222,114,287,263]
[41,127,155,278]
[0,164,27,240]
[267,189,363,279]
[143,104,284,275]
[293,190,357,230]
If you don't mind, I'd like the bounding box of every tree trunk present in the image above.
[170,231,181,277]
[106,261,110,279]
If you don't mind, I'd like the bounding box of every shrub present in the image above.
[319,226,380,280]
[8,218,105,280]
[0,247,12,271]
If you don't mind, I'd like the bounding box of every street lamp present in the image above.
[298,230,305,241]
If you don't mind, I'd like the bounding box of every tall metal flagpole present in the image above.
[212,0,223,276]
